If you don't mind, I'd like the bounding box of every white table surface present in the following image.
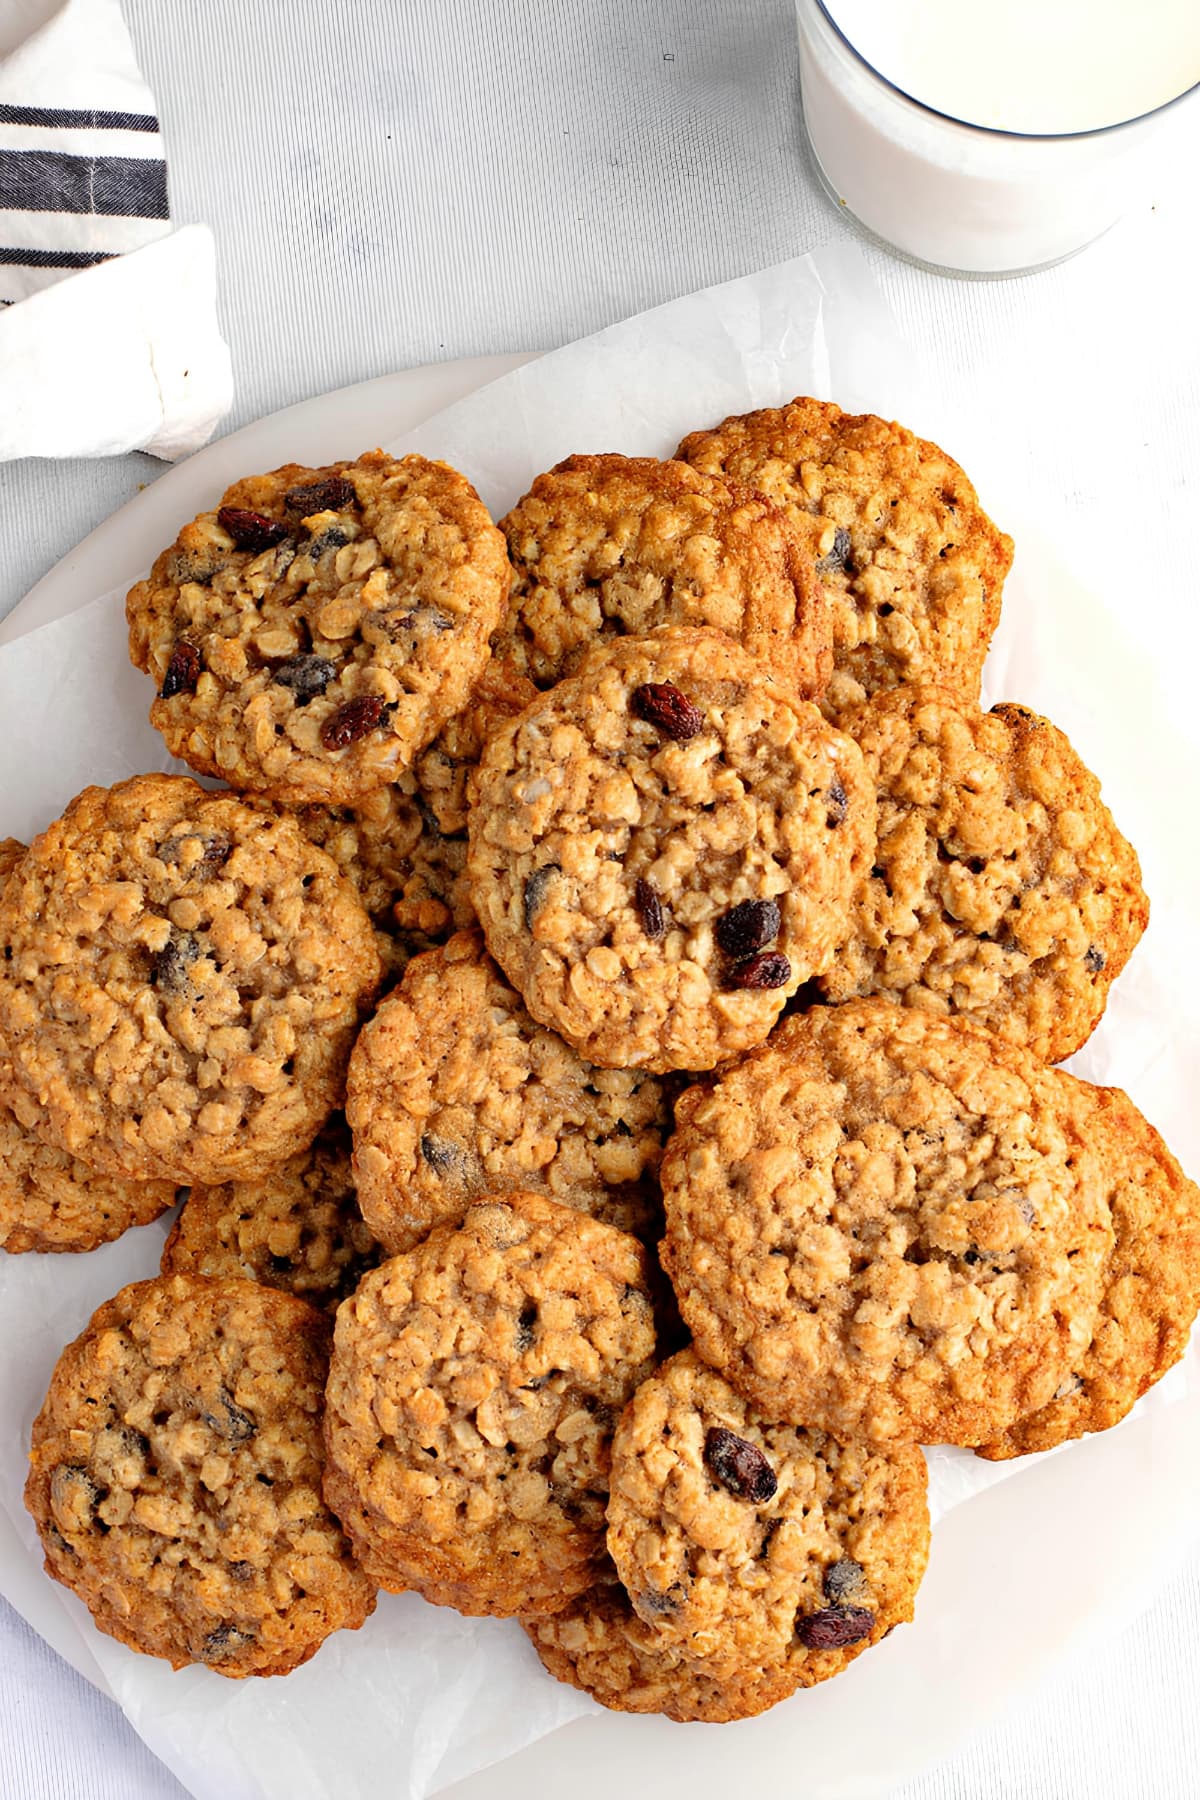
[1,3,1199,1796]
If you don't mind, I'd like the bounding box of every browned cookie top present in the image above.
[823,688,1148,1062]
[978,1078,1200,1459]
[126,451,511,804]
[467,628,874,1073]
[606,1350,929,1679]
[25,1273,375,1677]
[347,930,675,1253]
[323,1192,657,1616]
[662,999,1113,1444]
[161,1115,380,1314]
[495,454,831,697]
[0,774,381,1184]
[677,398,1013,720]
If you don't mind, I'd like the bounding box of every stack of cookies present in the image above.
[2,404,1195,1725]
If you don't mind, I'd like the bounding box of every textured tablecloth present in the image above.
[1,2,1198,1795]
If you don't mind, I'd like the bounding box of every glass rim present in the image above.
[808,0,1200,142]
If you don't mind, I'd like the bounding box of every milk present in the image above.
[796,0,1200,273]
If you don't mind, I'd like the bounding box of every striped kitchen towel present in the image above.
[0,0,171,305]
[0,0,231,459]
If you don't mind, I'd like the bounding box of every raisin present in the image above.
[795,1604,875,1650]
[306,525,350,555]
[826,776,848,829]
[216,506,289,553]
[419,1133,464,1178]
[817,526,855,577]
[383,605,453,638]
[169,550,224,587]
[157,832,232,877]
[634,877,665,939]
[704,1426,778,1503]
[152,931,201,996]
[715,899,780,958]
[320,694,389,750]
[160,641,201,699]
[1085,945,1106,973]
[285,475,355,515]
[50,1465,101,1526]
[200,1625,255,1663]
[202,1388,255,1444]
[823,1558,866,1604]
[523,864,560,929]
[630,682,704,742]
[272,654,337,703]
[729,951,791,990]
[516,1301,538,1351]
[639,1584,687,1617]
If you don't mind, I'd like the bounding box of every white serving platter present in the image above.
[3,352,1198,1800]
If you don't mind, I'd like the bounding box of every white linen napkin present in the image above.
[0,0,232,460]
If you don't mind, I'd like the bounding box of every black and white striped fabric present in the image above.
[0,0,172,306]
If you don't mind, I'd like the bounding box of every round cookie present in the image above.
[978,1078,1200,1459]
[522,1570,801,1723]
[677,397,1013,720]
[0,774,381,1184]
[467,628,874,1074]
[661,999,1114,1444]
[126,450,511,804]
[161,1116,380,1314]
[606,1350,929,1679]
[323,1192,658,1616]
[25,1273,375,1676]
[821,688,1147,1063]
[347,930,675,1253]
[495,454,831,697]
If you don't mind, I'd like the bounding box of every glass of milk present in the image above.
[795,0,1200,274]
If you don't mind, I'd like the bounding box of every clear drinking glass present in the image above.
[795,0,1200,276]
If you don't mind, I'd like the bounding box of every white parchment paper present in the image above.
[0,242,1196,1799]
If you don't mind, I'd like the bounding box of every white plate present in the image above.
[4,359,1199,1800]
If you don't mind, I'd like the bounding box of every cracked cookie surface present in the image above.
[347,930,675,1253]
[126,451,510,804]
[822,688,1147,1062]
[161,1115,380,1314]
[468,628,874,1073]
[662,999,1113,1444]
[978,1078,1200,1459]
[495,454,831,696]
[677,398,1013,721]
[25,1273,375,1676]
[606,1350,929,1678]
[0,774,381,1185]
[323,1192,657,1616]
